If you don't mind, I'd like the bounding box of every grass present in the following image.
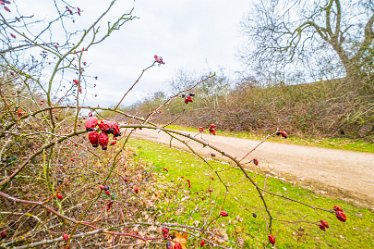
[165,125,374,153]
[128,138,374,249]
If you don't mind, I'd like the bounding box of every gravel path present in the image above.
[131,129,374,207]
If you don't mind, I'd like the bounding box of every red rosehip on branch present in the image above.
[276,129,288,138]
[268,234,276,245]
[154,54,165,64]
[333,205,343,212]
[318,220,329,231]
[56,193,63,200]
[133,186,139,193]
[220,210,228,217]
[173,243,182,249]
[184,96,193,104]
[62,234,69,241]
[335,210,347,222]
[85,116,98,131]
[198,127,204,133]
[98,132,109,150]
[200,240,205,247]
[99,185,109,191]
[161,227,169,238]
[88,131,99,147]
[98,120,111,133]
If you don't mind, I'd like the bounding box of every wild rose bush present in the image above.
[0,1,347,248]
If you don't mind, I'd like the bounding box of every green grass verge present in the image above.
[129,138,374,249]
[165,125,374,153]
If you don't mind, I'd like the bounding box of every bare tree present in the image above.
[241,0,373,83]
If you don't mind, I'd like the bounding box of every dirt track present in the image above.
[131,129,374,207]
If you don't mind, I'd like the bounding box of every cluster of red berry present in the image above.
[154,54,165,64]
[85,114,121,150]
[72,79,83,93]
[198,123,217,135]
[1,0,11,12]
[209,123,217,135]
[99,185,111,196]
[181,93,194,104]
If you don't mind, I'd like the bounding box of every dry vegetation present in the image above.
[128,77,373,142]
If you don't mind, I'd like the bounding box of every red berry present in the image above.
[198,127,204,133]
[98,120,111,133]
[110,140,117,146]
[333,205,343,212]
[276,129,288,138]
[335,210,347,222]
[106,201,113,211]
[85,116,98,131]
[56,193,63,200]
[161,227,169,238]
[209,123,216,129]
[253,158,259,166]
[187,179,191,188]
[105,190,110,196]
[319,223,326,231]
[0,229,8,238]
[73,79,79,86]
[220,210,228,217]
[184,96,193,104]
[133,186,139,193]
[110,121,121,137]
[200,239,205,247]
[154,54,165,64]
[209,128,216,135]
[268,234,276,245]
[88,131,99,147]
[62,233,69,241]
[320,220,329,229]
[173,243,182,249]
[98,132,109,150]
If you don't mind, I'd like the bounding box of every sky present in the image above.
[13,0,254,107]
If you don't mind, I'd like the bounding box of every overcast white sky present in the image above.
[15,0,254,107]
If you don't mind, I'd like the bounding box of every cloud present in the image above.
[12,0,253,106]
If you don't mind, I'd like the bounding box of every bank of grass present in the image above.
[129,138,374,248]
[164,125,374,153]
